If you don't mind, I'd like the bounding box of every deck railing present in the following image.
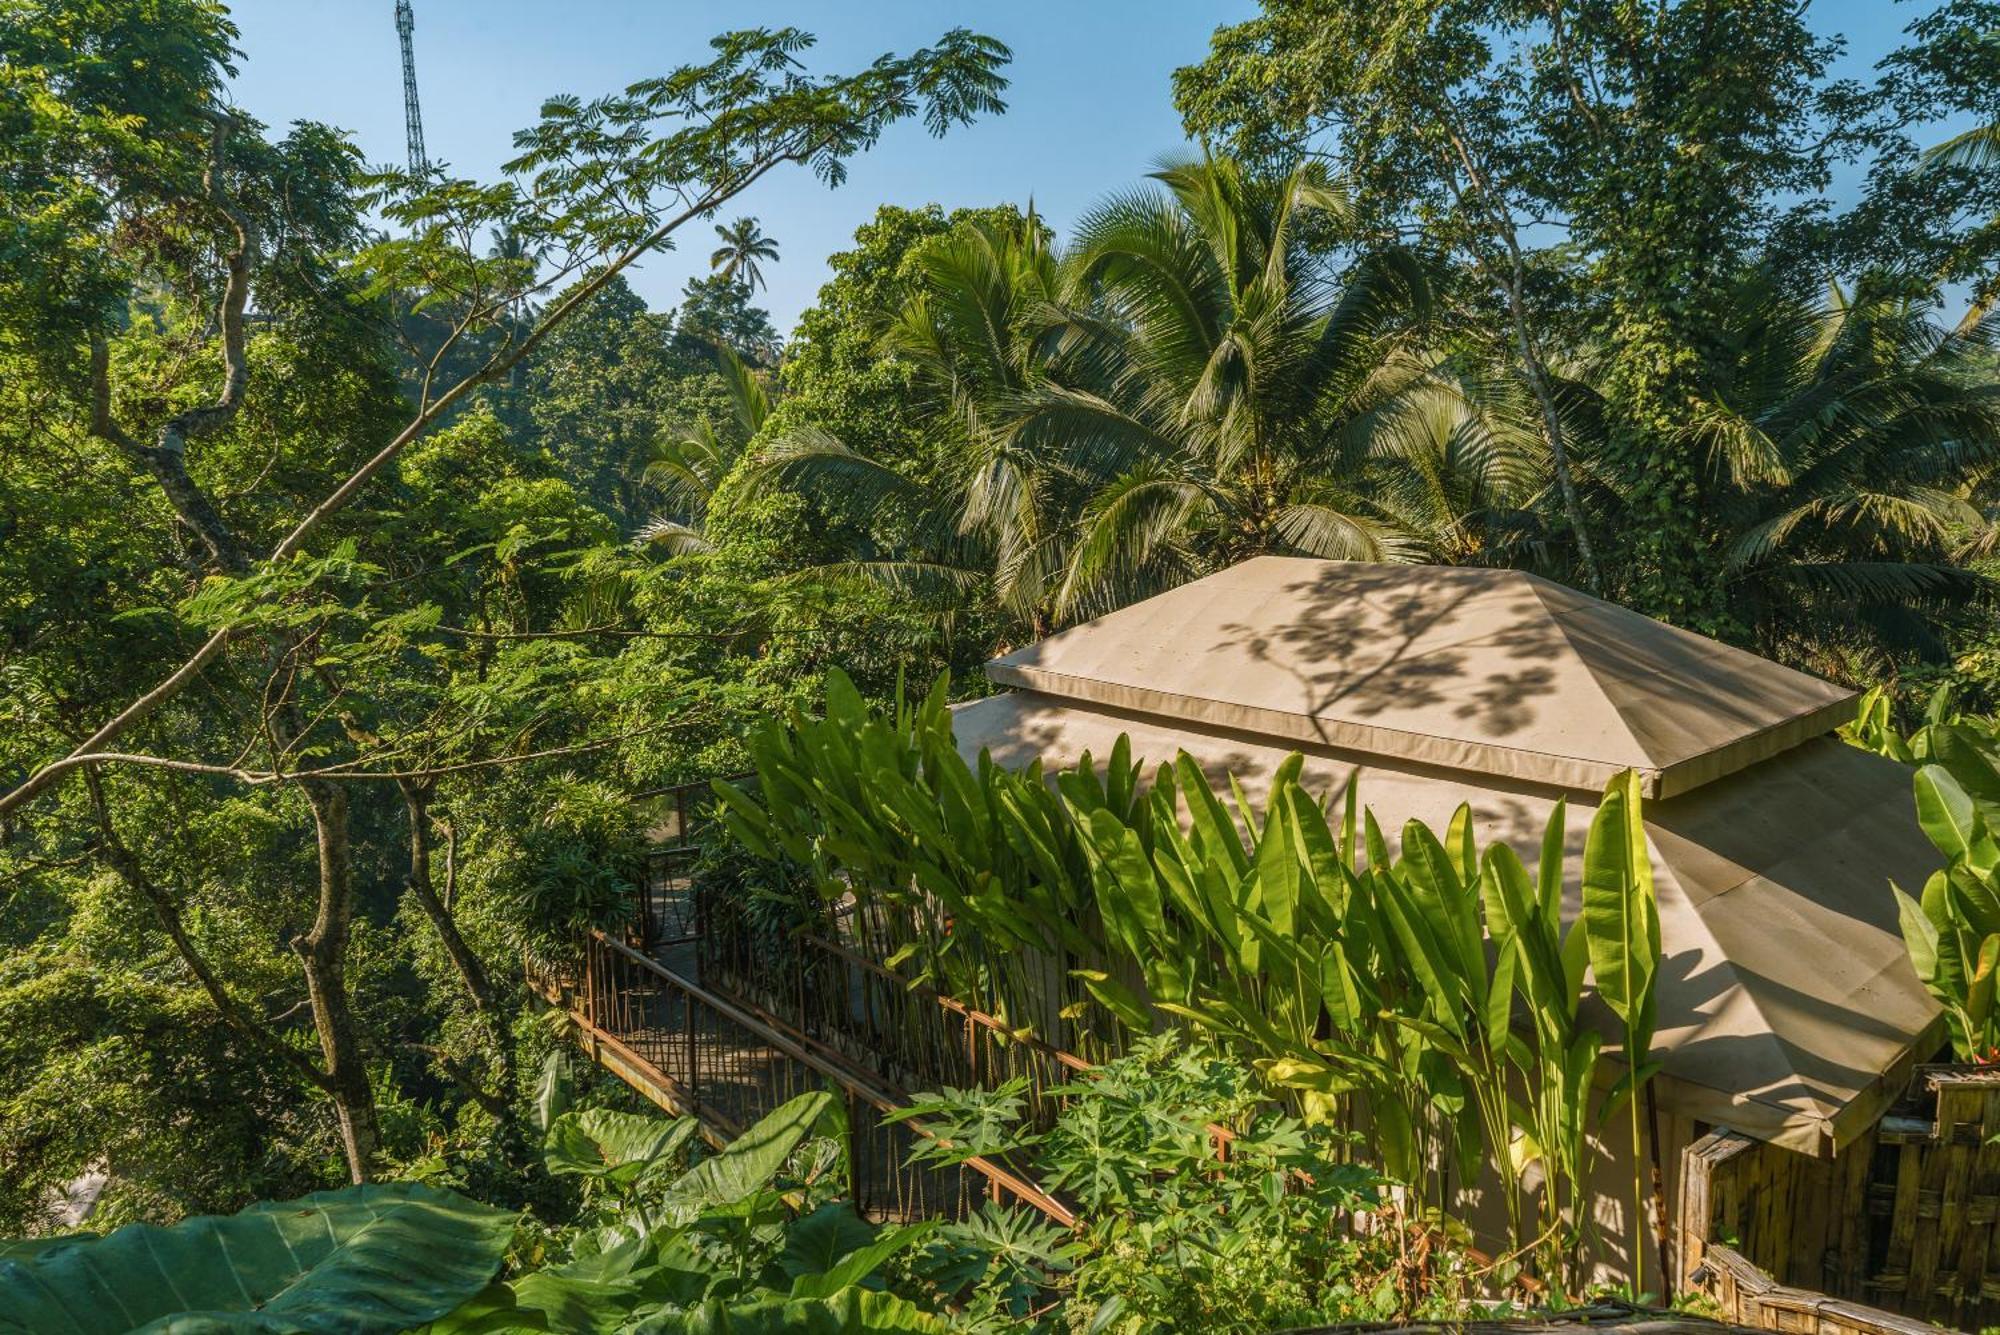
[542,927,1073,1225]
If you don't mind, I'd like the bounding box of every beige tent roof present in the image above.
[989,557,1859,798]
[957,558,1944,1155]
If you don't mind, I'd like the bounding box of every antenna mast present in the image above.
[395,0,427,175]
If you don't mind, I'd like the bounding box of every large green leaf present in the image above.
[1916,763,1982,861]
[1894,882,1943,989]
[1580,770,1659,1045]
[661,1092,835,1218]
[0,1184,513,1334]
[1581,769,1661,1124]
[544,1109,700,1188]
[779,1208,936,1301]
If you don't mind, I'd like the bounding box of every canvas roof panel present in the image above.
[987,557,1858,796]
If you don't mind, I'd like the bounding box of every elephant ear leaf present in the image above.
[680,1287,952,1333]
[544,1108,700,1187]
[0,1183,513,1334]
[661,1091,834,1217]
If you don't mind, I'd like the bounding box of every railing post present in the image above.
[684,982,699,1115]
[846,1088,865,1217]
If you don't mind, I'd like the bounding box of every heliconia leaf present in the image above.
[1282,785,1347,931]
[1254,788,1299,938]
[1445,803,1477,886]
[1893,883,1943,988]
[1072,969,1151,1033]
[1258,1054,1357,1093]
[1915,764,1980,861]
[1580,771,1659,1039]
[1319,940,1367,1030]
[1538,797,1568,922]
[1340,778,1359,871]
[0,1184,513,1334]
[1177,752,1248,875]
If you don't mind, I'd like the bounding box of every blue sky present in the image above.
[224,2,1945,337]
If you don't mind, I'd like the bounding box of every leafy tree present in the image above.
[674,272,782,366]
[505,272,727,523]
[638,344,774,551]
[1174,0,1985,633]
[774,203,1036,481]
[0,2,1012,1186]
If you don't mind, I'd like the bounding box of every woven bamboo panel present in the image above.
[1683,1067,2000,1331]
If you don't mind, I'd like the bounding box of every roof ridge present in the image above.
[1518,574,1667,772]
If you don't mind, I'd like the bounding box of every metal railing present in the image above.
[628,776,747,951]
[556,928,1073,1225]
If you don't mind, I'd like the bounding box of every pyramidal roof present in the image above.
[987,557,1857,797]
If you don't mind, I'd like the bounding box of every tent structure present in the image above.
[950,557,1944,1157]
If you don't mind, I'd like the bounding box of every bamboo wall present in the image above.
[1681,1067,2000,1331]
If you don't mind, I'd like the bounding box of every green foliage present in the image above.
[1888,720,2000,1060]
[484,777,649,970]
[428,1093,984,1332]
[722,670,1664,1292]
[756,159,1504,630]
[0,1183,514,1333]
[900,1036,1445,1333]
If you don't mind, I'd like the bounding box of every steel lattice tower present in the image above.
[395,0,427,175]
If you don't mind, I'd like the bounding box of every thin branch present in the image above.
[431,621,751,641]
[83,766,335,1094]
[41,719,699,789]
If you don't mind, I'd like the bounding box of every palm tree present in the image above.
[1639,272,2000,673]
[754,159,1528,630]
[709,217,780,294]
[1011,155,1438,620]
[749,211,1073,625]
[637,343,774,553]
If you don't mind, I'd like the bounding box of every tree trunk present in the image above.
[295,780,381,1182]
[1502,266,1603,595]
[400,780,500,1016]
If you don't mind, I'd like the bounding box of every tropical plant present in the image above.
[1840,682,1971,761]
[0,1183,515,1333]
[1579,772,1662,1295]
[639,343,776,551]
[1651,275,2000,672]
[485,776,650,972]
[1892,722,2000,1062]
[717,669,1666,1293]
[1024,154,1434,619]
[753,158,1515,629]
[892,1035,1444,1333]
[712,217,782,294]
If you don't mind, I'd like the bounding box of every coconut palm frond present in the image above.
[634,516,716,556]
